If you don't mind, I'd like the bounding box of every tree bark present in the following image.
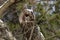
[0,0,15,17]
[0,19,16,40]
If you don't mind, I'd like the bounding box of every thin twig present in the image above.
[45,35,56,40]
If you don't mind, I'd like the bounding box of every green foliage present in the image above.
[8,22,20,31]
[55,0,60,13]
[36,1,60,40]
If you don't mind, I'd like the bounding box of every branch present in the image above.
[0,0,15,17]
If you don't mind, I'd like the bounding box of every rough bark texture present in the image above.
[0,19,16,40]
[0,0,15,17]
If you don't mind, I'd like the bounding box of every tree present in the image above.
[0,0,15,17]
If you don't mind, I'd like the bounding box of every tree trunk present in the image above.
[0,19,16,40]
